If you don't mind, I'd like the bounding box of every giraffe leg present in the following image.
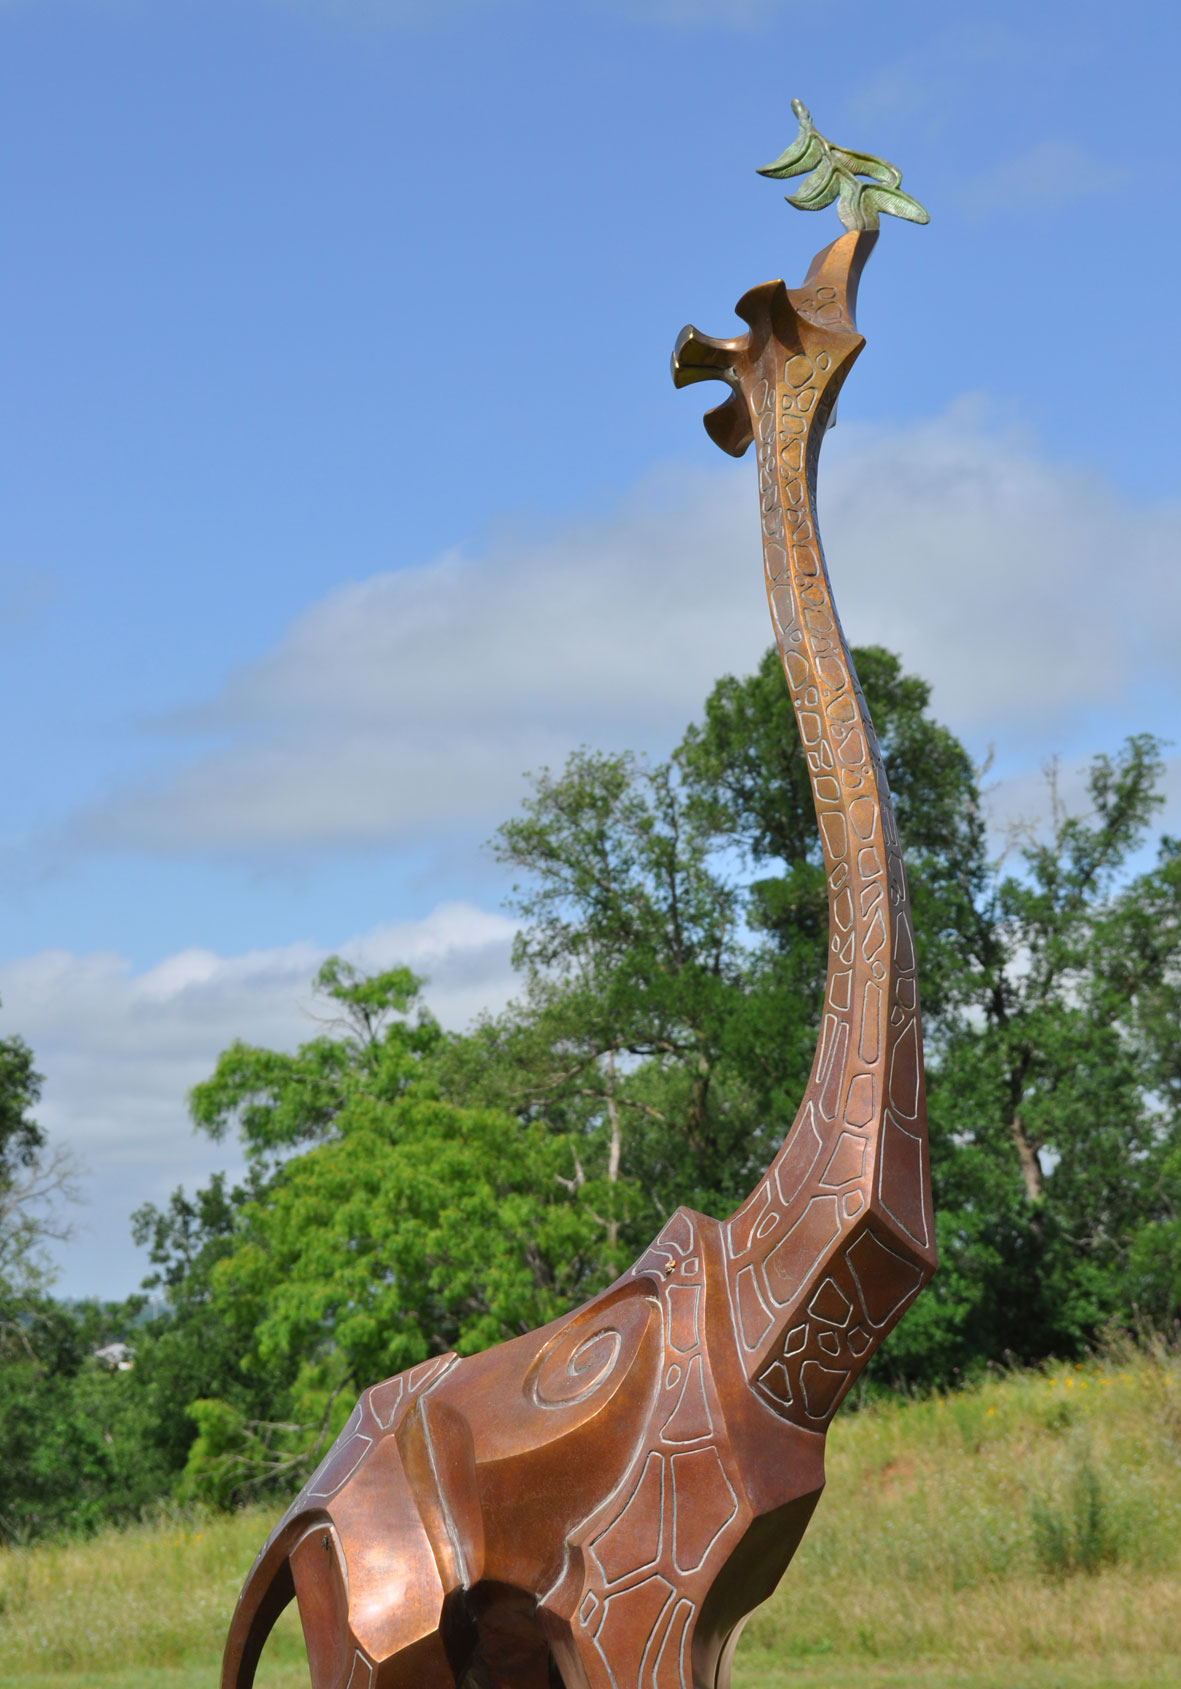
[220,1533,298,1689]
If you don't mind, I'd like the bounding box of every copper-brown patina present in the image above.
[221,109,936,1689]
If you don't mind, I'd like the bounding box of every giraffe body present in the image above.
[221,228,936,1689]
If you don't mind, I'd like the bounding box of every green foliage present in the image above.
[212,1094,603,1383]
[485,747,755,1225]
[0,1009,140,1545]
[125,962,604,1507]
[1125,1147,1181,1321]
[189,959,440,1155]
[128,1170,295,1485]
[432,648,1181,1386]
[0,1296,167,1543]
[178,1398,313,1513]
[0,1011,63,1316]
[679,642,986,1021]
[458,650,1181,1384]
[171,1096,603,1505]
[896,736,1181,1380]
[122,963,450,1501]
[0,1028,44,1178]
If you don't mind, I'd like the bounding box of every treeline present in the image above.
[3,646,1179,1542]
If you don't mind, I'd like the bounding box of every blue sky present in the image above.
[3,0,1179,1297]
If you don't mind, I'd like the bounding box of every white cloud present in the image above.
[77,461,767,853]
[962,139,1126,213]
[72,403,1181,862]
[822,399,1180,736]
[2,902,517,1300]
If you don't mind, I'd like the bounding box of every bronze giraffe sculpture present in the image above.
[221,102,936,1689]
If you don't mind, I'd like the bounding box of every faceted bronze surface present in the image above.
[221,226,936,1689]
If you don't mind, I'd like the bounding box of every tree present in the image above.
[896,739,1181,1379]
[132,959,602,1506]
[0,1012,156,1544]
[458,647,987,1259]
[678,644,987,1024]
[0,1294,167,1544]
[189,956,442,1156]
[129,1167,289,1485]
[0,1023,45,1176]
[482,749,759,1231]
[206,1094,602,1397]
[0,1010,83,1348]
[474,650,1181,1382]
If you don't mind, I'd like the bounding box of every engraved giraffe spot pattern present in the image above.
[721,295,931,1429]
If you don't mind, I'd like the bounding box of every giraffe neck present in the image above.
[705,235,934,1419]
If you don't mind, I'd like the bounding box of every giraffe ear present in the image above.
[702,390,755,457]
[671,324,754,458]
[671,322,745,384]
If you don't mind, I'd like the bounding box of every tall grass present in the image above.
[741,1336,1181,1682]
[1,1344,1178,1689]
[0,1505,308,1689]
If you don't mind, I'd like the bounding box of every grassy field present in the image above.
[2,1343,1178,1689]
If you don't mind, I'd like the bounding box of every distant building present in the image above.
[93,1341,134,1371]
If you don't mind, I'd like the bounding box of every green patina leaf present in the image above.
[859,183,931,226]
[833,149,900,187]
[787,161,838,211]
[759,133,824,179]
[758,97,929,232]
